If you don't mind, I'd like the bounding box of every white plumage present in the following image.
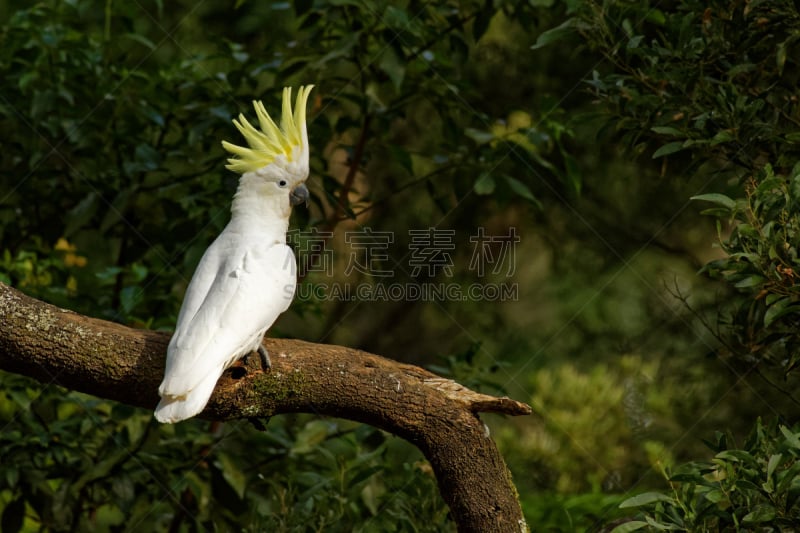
[155,86,313,423]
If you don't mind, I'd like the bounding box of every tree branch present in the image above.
[0,281,531,532]
[328,113,372,227]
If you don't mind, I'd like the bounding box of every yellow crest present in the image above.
[221,85,314,174]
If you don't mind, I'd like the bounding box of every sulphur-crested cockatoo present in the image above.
[155,85,314,423]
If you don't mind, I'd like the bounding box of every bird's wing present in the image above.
[159,242,296,397]
[171,234,232,333]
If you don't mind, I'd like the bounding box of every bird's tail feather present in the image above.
[154,371,221,423]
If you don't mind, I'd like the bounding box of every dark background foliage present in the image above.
[1,0,799,530]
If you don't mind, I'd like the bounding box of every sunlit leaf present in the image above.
[619,492,674,508]
[690,193,736,210]
[473,173,495,195]
[652,142,685,158]
[742,504,777,523]
[610,521,649,533]
[532,19,576,50]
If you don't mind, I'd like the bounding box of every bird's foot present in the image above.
[257,345,272,370]
[237,345,271,374]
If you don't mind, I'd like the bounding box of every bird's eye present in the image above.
[278,180,287,187]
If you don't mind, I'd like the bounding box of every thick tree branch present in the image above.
[0,282,531,532]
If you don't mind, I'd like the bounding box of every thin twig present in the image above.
[328,114,372,227]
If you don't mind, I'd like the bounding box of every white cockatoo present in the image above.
[154,85,314,423]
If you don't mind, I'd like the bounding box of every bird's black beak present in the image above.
[290,183,309,207]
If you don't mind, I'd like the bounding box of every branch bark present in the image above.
[0,281,531,532]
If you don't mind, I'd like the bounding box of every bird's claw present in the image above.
[257,345,272,370]
[239,346,270,373]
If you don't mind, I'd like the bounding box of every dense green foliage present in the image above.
[559,0,800,392]
[537,0,800,529]
[0,376,447,531]
[1,0,799,530]
[615,420,800,530]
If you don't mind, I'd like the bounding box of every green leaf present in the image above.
[215,453,247,500]
[733,275,766,289]
[504,176,540,206]
[619,491,674,508]
[710,130,735,145]
[734,223,759,239]
[767,453,782,479]
[610,521,649,533]
[728,63,756,77]
[378,47,405,91]
[312,32,359,68]
[119,286,143,314]
[690,193,736,210]
[141,105,165,127]
[532,19,575,50]
[383,6,411,32]
[766,293,784,306]
[777,42,787,74]
[349,462,384,487]
[651,126,684,136]
[389,146,413,174]
[742,504,776,523]
[627,35,644,49]
[652,141,685,158]
[715,449,756,463]
[64,192,99,237]
[465,128,494,145]
[777,462,800,492]
[645,517,684,531]
[129,263,148,283]
[93,504,125,529]
[361,476,385,516]
[134,144,161,172]
[473,173,496,195]
[96,266,123,283]
[645,9,666,25]
[121,32,156,50]
[780,426,800,449]
[17,71,38,90]
[100,188,134,232]
[73,448,129,493]
[291,420,332,455]
[764,298,799,327]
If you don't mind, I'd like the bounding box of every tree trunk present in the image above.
[0,281,531,532]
